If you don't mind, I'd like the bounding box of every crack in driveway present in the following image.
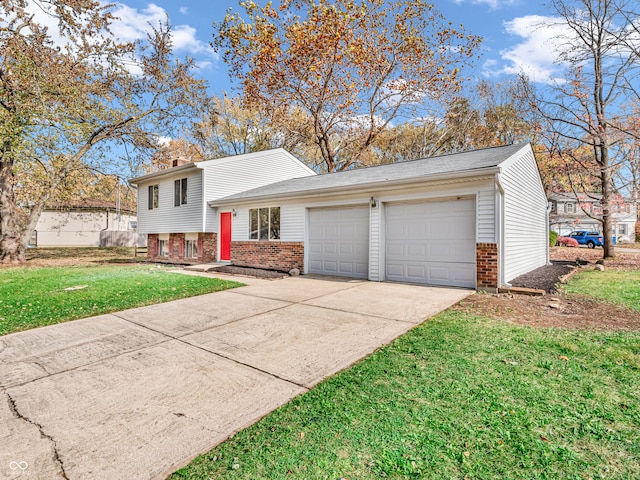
[5,390,69,480]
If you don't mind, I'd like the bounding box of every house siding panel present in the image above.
[476,187,496,243]
[369,205,381,281]
[136,170,203,234]
[202,150,315,231]
[281,204,305,241]
[501,150,548,282]
[231,208,249,242]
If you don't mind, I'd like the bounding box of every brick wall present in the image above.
[146,232,216,264]
[198,232,217,263]
[476,242,499,290]
[147,234,158,260]
[231,241,304,272]
[169,233,185,260]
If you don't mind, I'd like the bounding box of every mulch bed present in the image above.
[213,265,290,279]
[510,261,576,293]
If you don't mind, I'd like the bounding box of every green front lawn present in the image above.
[0,265,242,335]
[173,311,640,479]
[563,269,640,312]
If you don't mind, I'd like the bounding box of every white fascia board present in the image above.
[129,163,200,185]
[208,168,500,208]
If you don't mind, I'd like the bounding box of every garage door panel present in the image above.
[308,207,369,279]
[385,199,475,288]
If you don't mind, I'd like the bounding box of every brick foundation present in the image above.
[231,241,304,272]
[476,242,499,289]
[146,232,217,264]
[198,232,217,263]
[147,234,159,258]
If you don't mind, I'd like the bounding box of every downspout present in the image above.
[101,209,109,231]
[495,173,511,288]
[100,209,109,248]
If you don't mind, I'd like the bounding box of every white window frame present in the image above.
[148,184,159,210]
[158,239,168,257]
[174,178,187,206]
[185,239,198,258]
[249,206,280,240]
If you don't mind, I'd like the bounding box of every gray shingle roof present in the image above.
[210,143,529,205]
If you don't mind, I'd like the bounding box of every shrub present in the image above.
[549,230,559,247]
[557,236,579,247]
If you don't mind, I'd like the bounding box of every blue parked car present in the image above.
[568,230,617,248]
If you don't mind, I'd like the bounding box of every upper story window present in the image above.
[148,184,159,209]
[249,207,280,240]
[174,178,187,206]
[565,202,575,214]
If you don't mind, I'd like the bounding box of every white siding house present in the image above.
[129,149,316,263]
[207,143,549,290]
[549,192,636,242]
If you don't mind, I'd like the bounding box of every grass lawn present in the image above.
[563,269,640,313]
[0,265,243,335]
[172,287,640,479]
[173,313,640,480]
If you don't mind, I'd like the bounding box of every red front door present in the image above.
[220,212,232,261]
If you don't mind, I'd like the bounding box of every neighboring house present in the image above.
[548,192,637,243]
[33,204,142,247]
[129,148,317,264]
[193,142,546,291]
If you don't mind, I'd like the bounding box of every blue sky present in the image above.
[104,0,566,93]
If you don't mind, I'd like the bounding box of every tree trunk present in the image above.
[0,159,26,263]
[600,146,615,258]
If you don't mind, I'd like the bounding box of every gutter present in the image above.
[208,167,501,208]
[129,163,200,185]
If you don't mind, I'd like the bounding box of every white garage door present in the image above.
[385,199,476,288]
[308,206,369,278]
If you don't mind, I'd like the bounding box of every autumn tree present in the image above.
[192,94,316,160]
[524,0,640,258]
[374,78,537,165]
[0,0,206,262]
[214,0,480,172]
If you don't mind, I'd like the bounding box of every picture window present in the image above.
[249,207,280,240]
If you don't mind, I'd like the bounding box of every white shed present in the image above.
[209,143,548,290]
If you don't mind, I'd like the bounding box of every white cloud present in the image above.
[156,135,172,146]
[494,15,568,84]
[452,0,518,9]
[179,7,188,15]
[109,2,214,58]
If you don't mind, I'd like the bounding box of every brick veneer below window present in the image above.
[231,241,304,272]
[146,232,217,264]
[476,242,499,289]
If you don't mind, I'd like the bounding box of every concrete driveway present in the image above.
[0,274,471,480]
